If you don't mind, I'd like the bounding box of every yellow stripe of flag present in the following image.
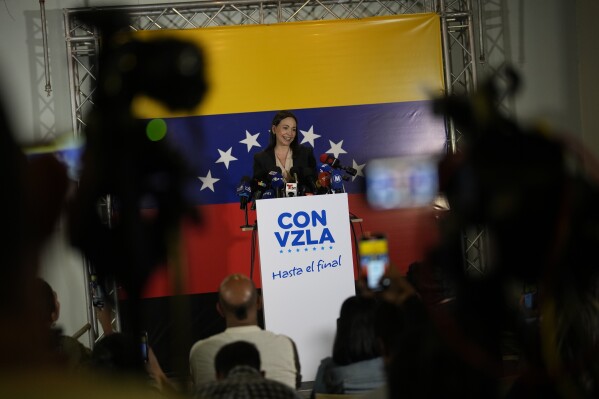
[133,14,443,118]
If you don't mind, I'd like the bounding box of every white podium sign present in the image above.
[256,194,356,383]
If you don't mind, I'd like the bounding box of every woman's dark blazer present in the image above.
[252,144,317,184]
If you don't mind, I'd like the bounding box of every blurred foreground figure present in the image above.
[67,10,208,316]
[0,88,68,369]
[433,67,599,399]
[0,8,207,398]
[65,10,209,384]
[367,67,599,399]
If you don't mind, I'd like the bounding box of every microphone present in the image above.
[301,166,317,195]
[253,179,267,195]
[330,169,345,193]
[268,167,283,179]
[320,153,358,176]
[261,189,276,199]
[268,168,285,198]
[285,182,298,197]
[318,163,333,174]
[250,179,267,210]
[317,171,331,194]
[289,166,303,196]
[289,166,300,184]
[236,176,252,209]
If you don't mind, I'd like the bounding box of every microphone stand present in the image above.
[240,201,253,230]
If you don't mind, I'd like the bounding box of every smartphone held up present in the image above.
[359,234,389,291]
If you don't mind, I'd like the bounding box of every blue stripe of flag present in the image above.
[163,101,445,206]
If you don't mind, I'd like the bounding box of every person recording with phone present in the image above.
[252,110,317,195]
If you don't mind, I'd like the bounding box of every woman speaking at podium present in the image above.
[252,110,317,191]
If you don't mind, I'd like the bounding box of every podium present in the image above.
[255,194,356,383]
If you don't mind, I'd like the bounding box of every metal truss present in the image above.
[63,0,485,344]
[475,0,516,117]
[63,0,440,138]
[438,0,495,277]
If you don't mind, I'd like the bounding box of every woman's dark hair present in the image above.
[332,295,381,365]
[265,110,299,152]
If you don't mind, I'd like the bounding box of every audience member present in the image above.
[189,273,301,389]
[311,295,385,397]
[90,331,175,393]
[35,277,91,369]
[194,340,302,399]
[33,277,112,370]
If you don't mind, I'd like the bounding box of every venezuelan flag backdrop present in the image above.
[134,14,446,298]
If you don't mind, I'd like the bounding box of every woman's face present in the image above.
[272,116,297,147]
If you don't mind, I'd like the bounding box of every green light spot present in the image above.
[146,119,167,141]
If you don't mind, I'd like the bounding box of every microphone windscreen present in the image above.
[318,171,330,187]
[252,179,266,192]
[237,176,252,197]
[270,174,284,189]
[267,167,283,181]
[331,170,344,190]
[236,176,252,209]
[319,164,333,174]
[262,189,275,199]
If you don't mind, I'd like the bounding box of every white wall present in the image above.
[505,0,581,137]
[575,0,599,164]
[0,0,596,343]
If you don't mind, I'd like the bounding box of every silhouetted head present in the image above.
[33,277,60,325]
[214,340,262,380]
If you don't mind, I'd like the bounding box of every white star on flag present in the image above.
[299,125,321,147]
[198,170,220,192]
[326,140,347,158]
[240,130,261,152]
[351,159,366,181]
[215,147,238,169]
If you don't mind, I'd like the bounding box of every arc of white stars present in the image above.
[240,130,261,152]
[325,139,347,158]
[299,125,321,148]
[215,147,237,169]
[351,159,366,181]
[197,170,220,192]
